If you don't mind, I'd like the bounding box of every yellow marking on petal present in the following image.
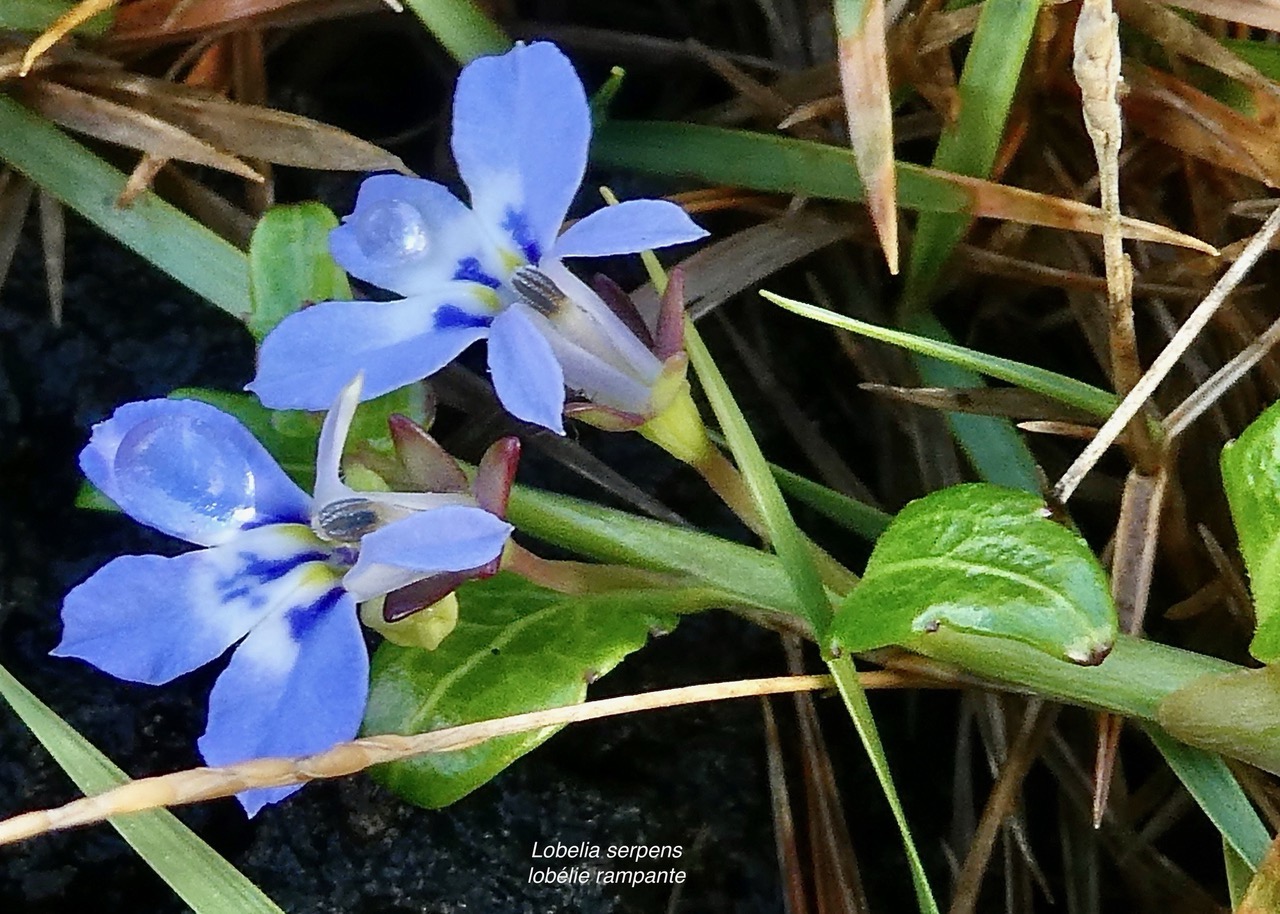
[300,563,343,588]
[475,287,502,311]
[500,249,525,273]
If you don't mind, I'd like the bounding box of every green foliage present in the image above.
[1142,724,1270,869]
[400,0,510,63]
[901,0,1040,309]
[1222,399,1280,661]
[361,574,701,807]
[0,664,284,913]
[247,203,351,341]
[0,98,250,321]
[833,484,1118,664]
[0,0,112,33]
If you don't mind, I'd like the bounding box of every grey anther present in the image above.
[313,497,385,543]
[510,266,569,317]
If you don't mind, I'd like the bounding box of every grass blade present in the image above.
[399,0,509,63]
[0,0,111,33]
[770,464,892,540]
[1142,723,1271,869]
[684,319,940,914]
[901,0,1040,311]
[592,121,1215,253]
[765,290,1120,418]
[0,663,285,913]
[0,96,250,320]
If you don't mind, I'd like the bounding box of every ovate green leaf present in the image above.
[362,574,703,808]
[247,203,351,341]
[831,483,1117,664]
[1221,399,1280,662]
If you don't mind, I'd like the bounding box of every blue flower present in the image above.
[248,41,708,434]
[54,377,513,814]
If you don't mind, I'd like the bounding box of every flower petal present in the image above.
[52,525,333,685]
[342,504,513,602]
[248,292,490,411]
[487,303,567,433]
[329,174,502,297]
[313,373,364,507]
[452,42,591,262]
[81,399,310,546]
[552,200,708,259]
[198,586,367,815]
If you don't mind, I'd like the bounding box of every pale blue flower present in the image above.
[248,41,708,434]
[55,377,513,814]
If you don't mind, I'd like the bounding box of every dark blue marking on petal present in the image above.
[286,587,346,642]
[501,208,541,263]
[217,549,330,603]
[242,509,310,531]
[452,257,502,288]
[434,305,493,331]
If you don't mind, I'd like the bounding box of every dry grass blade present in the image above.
[0,674,834,845]
[762,698,811,914]
[1116,0,1280,97]
[1092,469,1168,825]
[0,172,34,294]
[1053,202,1280,503]
[954,241,1203,300]
[949,701,1059,914]
[37,189,64,326]
[63,70,407,172]
[1166,311,1280,439]
[1124,66,1280,186]
[786,639,868,914]
[861,384,1100,424]
[836,0,899,273]
[936,169,1217,254]
[1154,0,1280,33]
[18,80,263,181]
[107,0,379,47]
[19,0,120,75]
[631,211,855,323]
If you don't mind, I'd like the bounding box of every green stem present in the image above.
[910,629,1235,722]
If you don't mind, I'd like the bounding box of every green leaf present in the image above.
[1142,723,1271,869]
[901,0,1040,310]
[0,663,284,913]
[1227,838,1255,909]
[1222,399,1280,662]
[765,291,1119,419]
[832,483,1117,664]
[362,574,703,807]
[0,97,250,321]
[247,203,351,341]
[399,0,509,63]
[0,0,112,33]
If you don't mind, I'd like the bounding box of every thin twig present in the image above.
[1053,203,1280,502]
[0,675,834,846]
